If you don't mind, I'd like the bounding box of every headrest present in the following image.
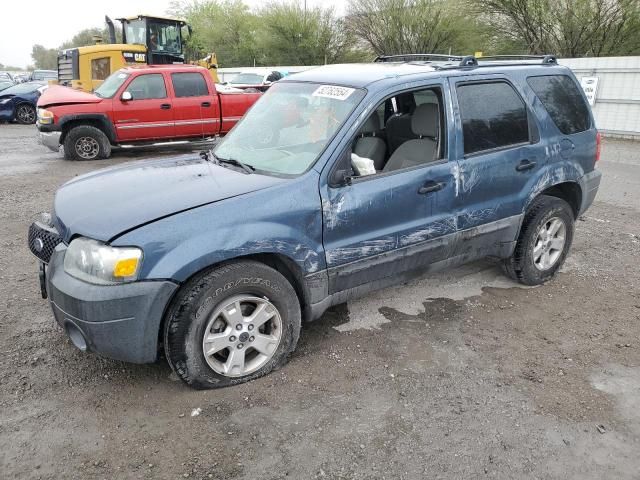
[360,114,380,135]
[411,103,439,138]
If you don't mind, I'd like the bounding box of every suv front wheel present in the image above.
[63,125,112,161]
[503,195,575,286]
[164,261,301,389]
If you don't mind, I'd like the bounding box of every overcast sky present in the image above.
[1,0,347,69]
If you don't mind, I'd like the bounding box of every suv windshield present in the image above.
[214,82,365,175]
[95,71,130,98]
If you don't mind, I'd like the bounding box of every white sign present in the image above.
[312,85,355,101]
[580,76,599,106]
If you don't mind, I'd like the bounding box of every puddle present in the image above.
[591,364,640,434]
[335,260,523,332]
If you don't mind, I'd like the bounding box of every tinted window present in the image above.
[126,74,167,100]
[171,72,209,97]
[457,82,529,155]
[527,75,590,135]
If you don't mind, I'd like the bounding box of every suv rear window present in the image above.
[171,72,209,97]
[527,75,590,135]
[457,81,529,155]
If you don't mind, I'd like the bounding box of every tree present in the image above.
[60,27,119,50]
[170,0,259,67]
[31,45,58,70]
[475,0,640,57]
[257,2,362,65]
[347,0,479,56]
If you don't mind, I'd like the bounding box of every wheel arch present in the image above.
[534,182,582,218]
[156,253,313,356]
[59,114,116,144]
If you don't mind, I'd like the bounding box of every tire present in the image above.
[502,195,575,286]
[63,125,111,161]
[164,261,301,389]
[15,103,36,124]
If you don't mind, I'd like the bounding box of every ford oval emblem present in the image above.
[34,238,44,253]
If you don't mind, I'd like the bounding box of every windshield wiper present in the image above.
[206,150,255,174]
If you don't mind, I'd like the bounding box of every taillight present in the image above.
[595,131,602,163]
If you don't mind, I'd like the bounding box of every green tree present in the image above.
[31,45,58,70]
[257,1,363,65]
[475,0,640,56]
[60,27,119,50]
[170,0,259,67]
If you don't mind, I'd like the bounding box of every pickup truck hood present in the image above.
[53,155,285,242]
[38,85,102,107]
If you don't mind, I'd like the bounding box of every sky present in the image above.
[1,0,348,69]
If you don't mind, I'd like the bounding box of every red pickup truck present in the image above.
[36,65,261,160]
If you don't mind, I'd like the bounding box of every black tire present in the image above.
[503,195,575,286]
[15,103,36,124]
[164,261,301,389]
[63,125,111,161]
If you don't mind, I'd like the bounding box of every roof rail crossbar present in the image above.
[375,53,464,63]
[476,54,557,65]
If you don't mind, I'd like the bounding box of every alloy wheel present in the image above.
[533,217,566,271]
[75,136,99,159]
[202,295,283,377]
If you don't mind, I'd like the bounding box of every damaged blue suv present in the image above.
[29,54,601,389]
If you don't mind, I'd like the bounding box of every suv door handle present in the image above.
[516,159,536,171]
[201,101,211,107]
[160,103,171,110]
[418,181,445,195]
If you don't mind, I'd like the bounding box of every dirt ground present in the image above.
[1,124,639,480]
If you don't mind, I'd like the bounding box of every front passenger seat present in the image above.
[383,103,439,172]
[353,114,387,171]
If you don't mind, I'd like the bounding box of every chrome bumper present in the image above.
[38,130,61,152]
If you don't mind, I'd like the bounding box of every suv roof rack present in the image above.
[374,53,478,67]
[373,53,557,69]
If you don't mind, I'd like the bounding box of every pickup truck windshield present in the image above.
[214,82,365,175]
[95,72,130,98]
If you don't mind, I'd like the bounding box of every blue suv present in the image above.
[28,54,601,389]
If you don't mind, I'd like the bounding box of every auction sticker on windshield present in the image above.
[312,85,355,101]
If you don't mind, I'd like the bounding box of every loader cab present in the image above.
[118,15,189,65]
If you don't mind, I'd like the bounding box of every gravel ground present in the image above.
[0,125,639,480]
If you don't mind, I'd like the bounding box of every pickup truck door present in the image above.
[320,81,460,295]
[169,71,220,138]
[113,73,174,141]
[450,74,545,258]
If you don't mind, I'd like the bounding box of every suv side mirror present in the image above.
[332,169,353,187]
[121,91,132,101]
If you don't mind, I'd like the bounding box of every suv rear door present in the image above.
[170,71,220,138]
[113,72,174,141]
[450,74,545,255]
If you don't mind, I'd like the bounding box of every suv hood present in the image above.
[38,85,102,108]
[53,155,285,242]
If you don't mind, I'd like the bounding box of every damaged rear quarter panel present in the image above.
[112,172,325,282]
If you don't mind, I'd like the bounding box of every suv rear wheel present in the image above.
[164,261,301,389]
[503,195,575,286]
[63,125,111,161]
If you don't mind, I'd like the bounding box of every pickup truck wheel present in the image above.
[63,126,111,161]
[503,195,574,286]
[164,261,301,389]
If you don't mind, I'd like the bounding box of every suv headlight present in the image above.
[63,237,143,285]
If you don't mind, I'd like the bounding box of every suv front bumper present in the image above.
[46,244,178,364]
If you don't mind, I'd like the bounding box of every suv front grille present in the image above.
[28,222,62,264]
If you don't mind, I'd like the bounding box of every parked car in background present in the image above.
[28,54,601,389]
[0,71,14,82]
[31,70,58,82]
[37,64,261,160]
[0,81,46,124]
[0,80,15,92]
[13,73,30,83]
[227,68,284,91]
